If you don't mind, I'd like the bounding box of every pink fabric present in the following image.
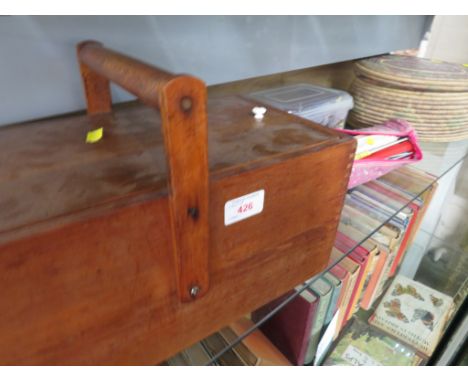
[335,119,423,189]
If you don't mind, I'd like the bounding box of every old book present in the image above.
[335,230,380,313]
[328,263,350,339]
[341,204,401,251]
[202,332,245,366]
[337,222,386,310]
[356,181,418,251]
[360,247,388,310]
[219,327,258,366]
[350,187,412,228]
[323,272,343,327]
[322,318,425,366]
[376,172,439,275]
[329,263,349,313]
[345,193,407,240]
[251,287,319,365]
[228,317,291,366]
[334,238,373,323]
[305,278,334,364]
[340,202,403,303]
[363,180,421,276]
[369,275,454,356]
[329,248,361,332]
[403,183,438,249]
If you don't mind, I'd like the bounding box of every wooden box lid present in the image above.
[0,95,348,239]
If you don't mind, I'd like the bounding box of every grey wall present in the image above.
[0,16,430,126]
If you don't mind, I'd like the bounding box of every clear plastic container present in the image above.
[248,83,354,128]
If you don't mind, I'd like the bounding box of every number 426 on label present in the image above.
[224,190,265,226]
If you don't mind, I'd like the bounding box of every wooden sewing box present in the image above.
[0,41,355,364]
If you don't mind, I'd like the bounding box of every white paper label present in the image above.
[224,190,265,226]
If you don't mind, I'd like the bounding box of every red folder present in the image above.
[364,140,414,160]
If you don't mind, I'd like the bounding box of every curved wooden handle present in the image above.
[76,41,210,303]
[77,40,176,113]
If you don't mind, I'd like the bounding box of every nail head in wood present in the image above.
[190,286,200,299]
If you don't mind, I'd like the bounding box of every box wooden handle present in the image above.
[77,41,210,302]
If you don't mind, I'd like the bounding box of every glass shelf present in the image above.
[166,138,468,366]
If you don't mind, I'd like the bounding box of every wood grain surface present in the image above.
[0,42,356,364]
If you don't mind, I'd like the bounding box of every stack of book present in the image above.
[251,166,440,365]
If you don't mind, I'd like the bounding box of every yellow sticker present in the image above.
[86,127,103,143]
[463,64,468,68]
[365,137,375,145]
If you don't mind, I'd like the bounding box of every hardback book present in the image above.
[334,237,373,322]
[350,187,412,229]
[369,275,454,357]
[166,317,291,366]
[337,223,388,311]
[219,327,258,366]
[384,166,437,192]
[364,180,421,276]
[380,167,438,238]
[360,246,388,310]
[251,286,319,365]
[371,250,398,306]
[402,182,438,248]
[341,204,401,284]
[166,335,239,366]
[345,193,407,240]
[322,318,425,366]
[341,204,401,251]
[329,264,349,309]
[328,261,351,340]
[338,224,387,307]
[228,317,291,366]
[305,277,334,364]
[375,172,439,275]
[336,230,380,307]
[329,248,361,332]
[202,332,245,365]
[323,271,343,327]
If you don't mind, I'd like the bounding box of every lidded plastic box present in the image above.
[249,83,354,128]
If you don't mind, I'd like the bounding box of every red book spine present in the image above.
[334,239,368,324]
[252,290,318,365]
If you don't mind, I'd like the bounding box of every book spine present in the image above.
[360,249,388,310]
[388,215,414,276]
[304,291,332,364]
[357,250,380,308]
[337,268,359,331]
[343,255,370,322]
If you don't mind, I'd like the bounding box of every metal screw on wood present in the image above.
[180,97,193,111]
[190,286,200,298]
